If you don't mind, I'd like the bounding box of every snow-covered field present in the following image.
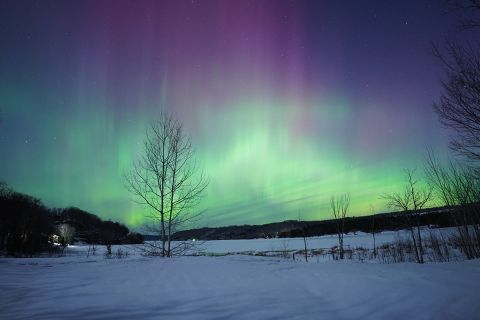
[195,230,399,254]
[1,228,479,319]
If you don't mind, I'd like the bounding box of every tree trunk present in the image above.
[416,225,424,264]
[339,235,344,260]
[410,227,421,263]
[303,229,308,262]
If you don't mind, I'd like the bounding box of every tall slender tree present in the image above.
[125,114,207,257]
[330,194,350,260]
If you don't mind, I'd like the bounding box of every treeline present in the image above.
[171,206,467,241]
[0,183,143,257]
[288,206,472,238]
[57,207,143,245]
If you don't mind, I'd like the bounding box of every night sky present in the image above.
[0,1,464,228]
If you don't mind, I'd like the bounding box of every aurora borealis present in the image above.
[0,1,461,228]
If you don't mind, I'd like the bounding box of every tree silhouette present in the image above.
[382,169,432,263]
[434,1,480,163]
[330,194,350,260]
[125,114,207,257]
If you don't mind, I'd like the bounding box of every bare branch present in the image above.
[124,113,208,257]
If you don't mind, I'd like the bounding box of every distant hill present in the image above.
[168,206,460,241]
[0,184,143,256]
[56,207,144,245]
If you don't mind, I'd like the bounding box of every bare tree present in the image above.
[330,194,350,260]
[57,224,75,247]
[382,169,432,263]
[433,1,480,163]
[369,205,378,259]
[425,150,480,258]
[434,42,480,163]
[126,116,175,256]
[302,225,308,262]
[125,114,208,257]
[298,213,309,262]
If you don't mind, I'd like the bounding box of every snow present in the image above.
[195,230,399,254]
[62,228,453,257]
[1,228,479,319]
[1,255,479,319]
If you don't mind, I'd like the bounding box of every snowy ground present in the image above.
[48,228,453,257]
[195,230,400,254]
[1,228,479,319]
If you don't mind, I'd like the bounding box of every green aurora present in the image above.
[0,1,454,228]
